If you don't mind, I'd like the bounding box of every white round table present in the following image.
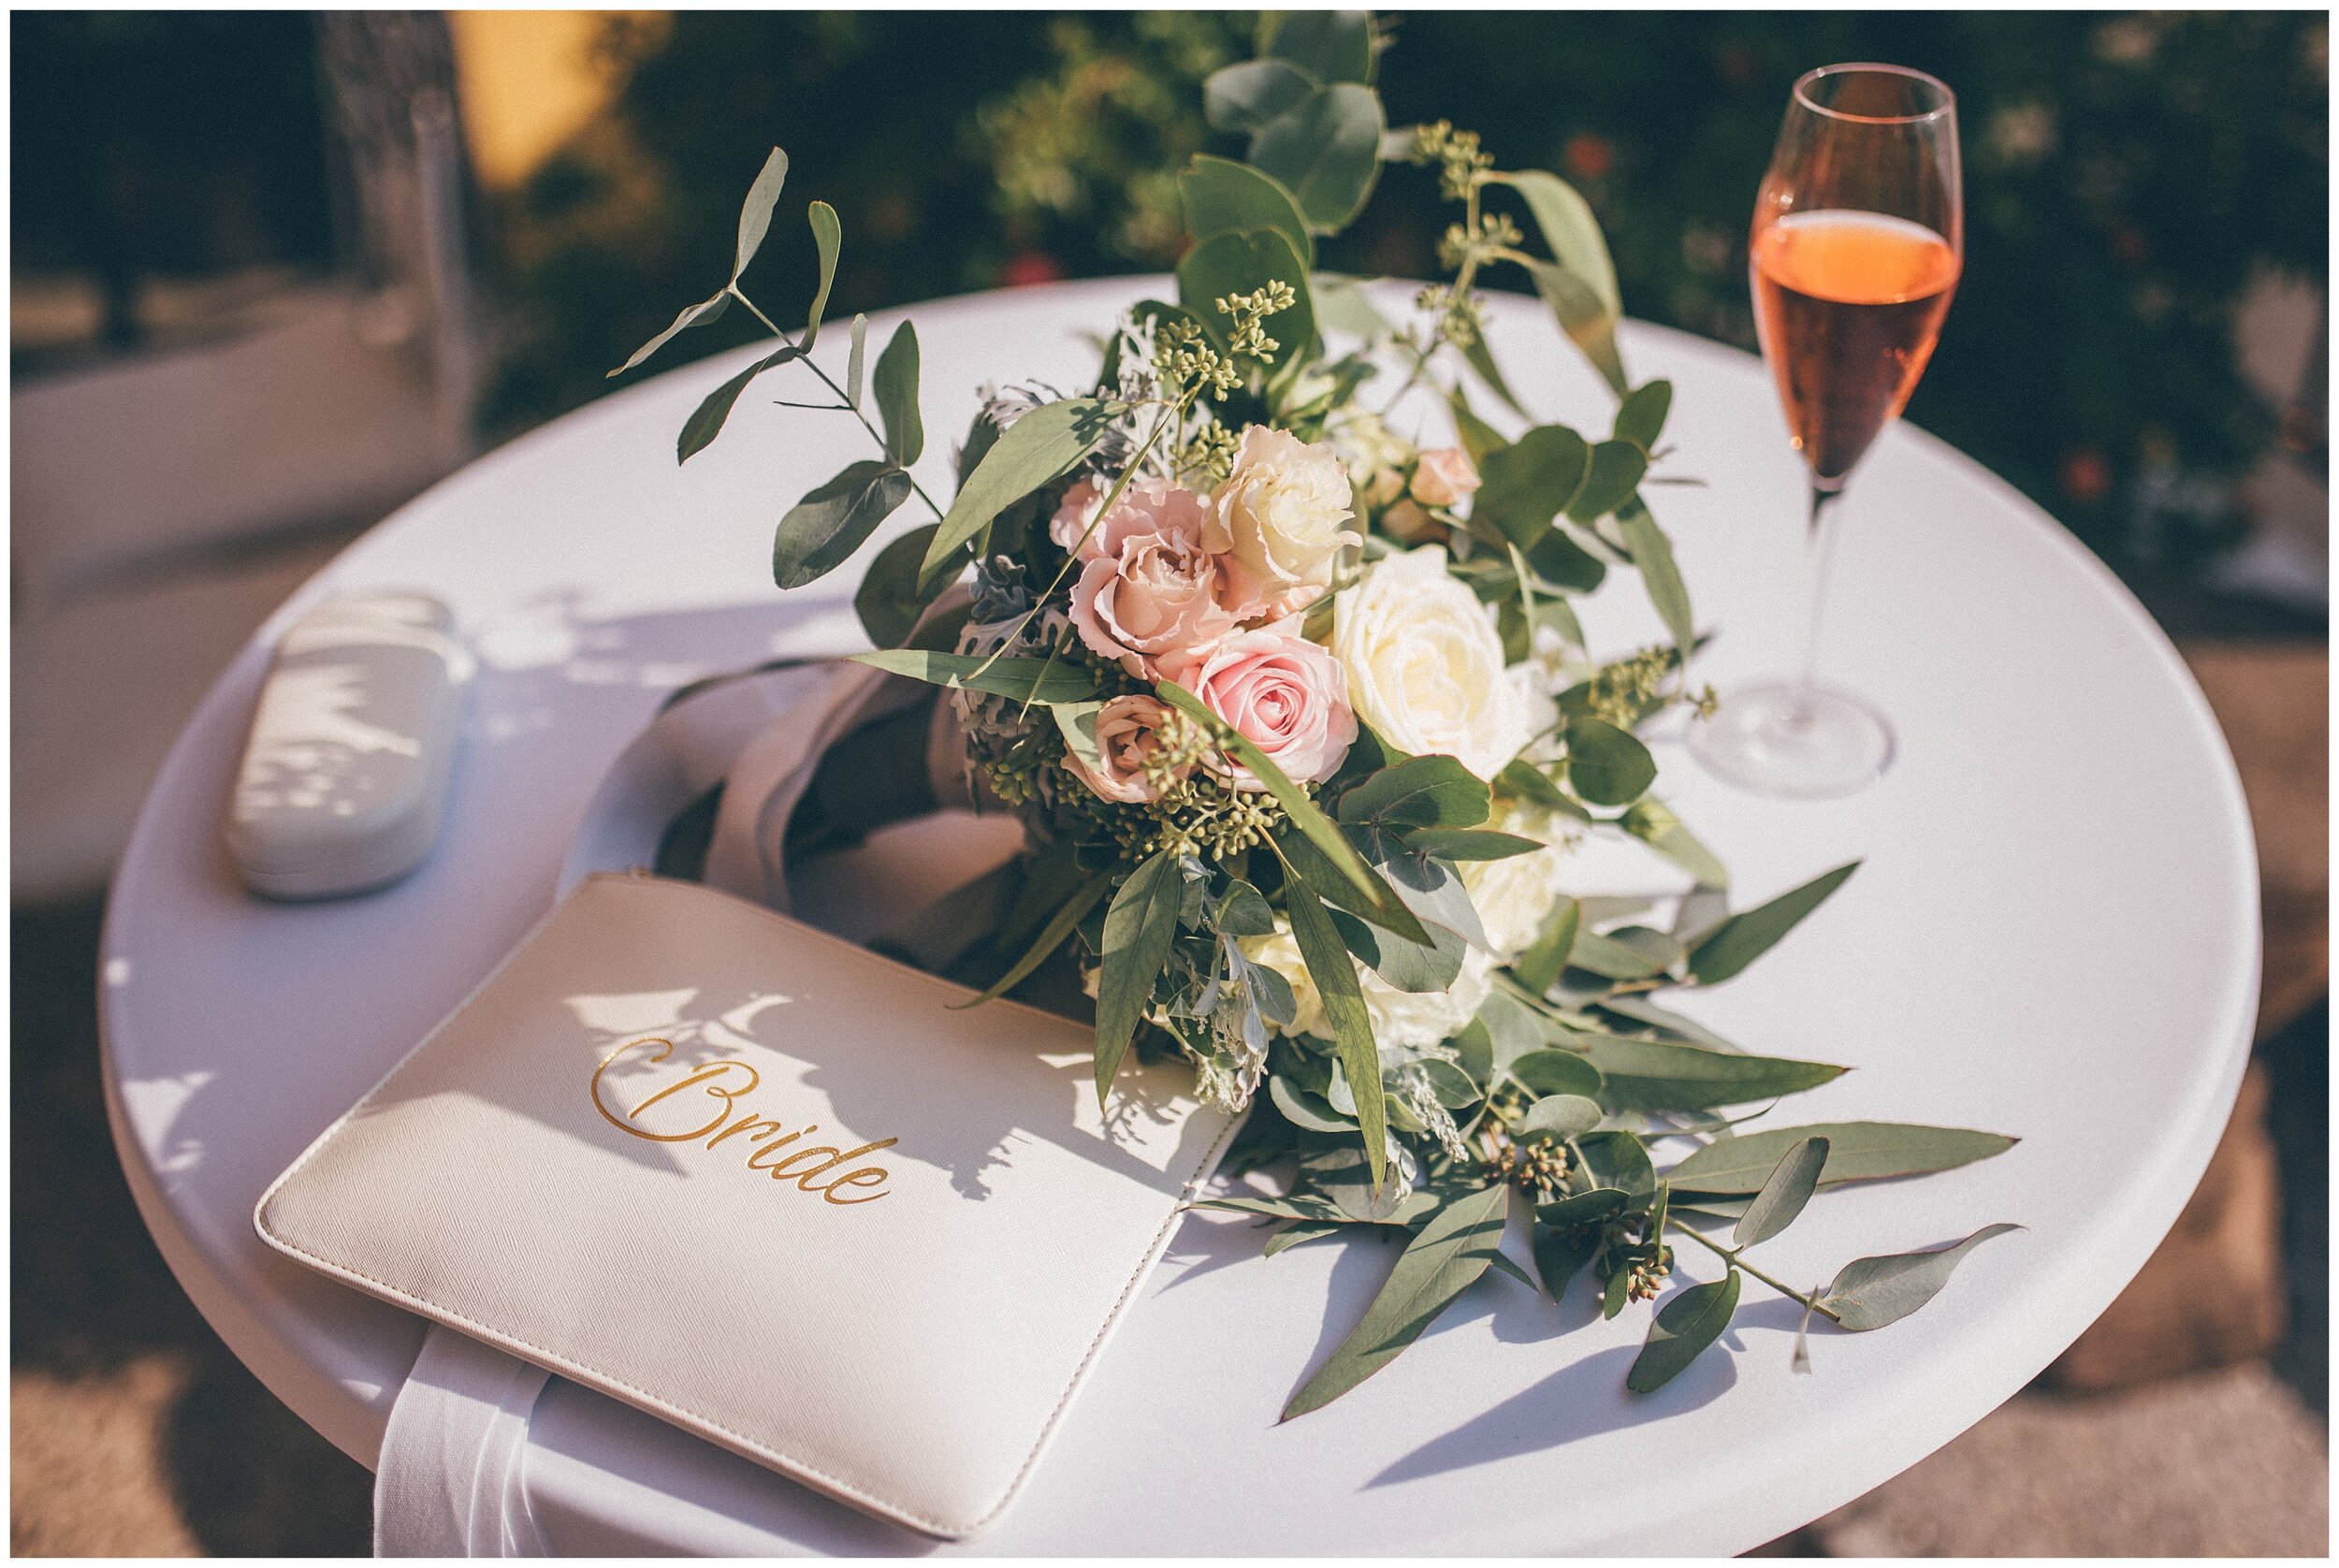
[103,277,2259,1555]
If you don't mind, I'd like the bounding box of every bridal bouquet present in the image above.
[616,13,2014,1411]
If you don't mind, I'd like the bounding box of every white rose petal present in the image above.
[1205,426,1359,608]
[1332,544,1535,781]
[1242,925,1498,1052]
[1460,801,1585,958]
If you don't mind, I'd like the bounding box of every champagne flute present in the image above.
[1689,64,1961,799]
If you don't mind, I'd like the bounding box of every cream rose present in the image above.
[1332,544,1535,781]
[1242,924,1496,1051]
[1067,490,1240,681]
[1063,694,1188,805]
[1460,801,1585,958]
[1186,627,1356,787]
[1204,426,1359,612]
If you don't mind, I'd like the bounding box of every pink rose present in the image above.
[1067,492,1241,680]
[1408,446,1481,508]
[1049,477,1206,562]
[1064,694,1187,805]
[1185,628,1357,788]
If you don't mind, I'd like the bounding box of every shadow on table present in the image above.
[11,897,372,1556]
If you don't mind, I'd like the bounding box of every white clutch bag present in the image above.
[254,869,1238,1540]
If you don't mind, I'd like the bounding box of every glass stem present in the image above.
[1796,484,1847,696]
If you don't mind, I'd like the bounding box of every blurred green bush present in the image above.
[11,12,2323,582]
[488,12,2325,578]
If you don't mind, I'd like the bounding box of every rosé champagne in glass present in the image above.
[1691,65,1962,799]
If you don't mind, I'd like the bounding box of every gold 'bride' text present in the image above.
[590,1038,895,1204]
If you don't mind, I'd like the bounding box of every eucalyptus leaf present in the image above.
[803,200,841,349]
[1474,425,1591,548]
[1336,753,1490,829]
[1215,878,1277,937]
[1577,1128,1657,1201]
[1264,9,1374,83]
[1537,1187,1631,1229]
[1485,1252,1538,1291]
[1202,57,1317,135]
[1508,1047,1602,1099]
[1265,1220,1344,1256]
[1510,895,1581,995]
[1821,1224,2023,1331]
[845,313,868,409]
[1284,1182,1510,1419]
[1181,153,1314,269]
[1492,168,1620,316]
[1687,863,1860,985]
[848,648,1100,704]
[1613,380,1673,453]
[1565,925,1673,981]
[1521,257,1628,397]
[1460,330,1531,421]
[1249,81,1385,235]
[1627,1269,1740,1393]
[1094,851,1185,1100]
[676,346,801,463]
[1376,848,1491,953]
[1446,383,1508,466]
[1475,991,1545,1076]
[1735,1137,1830,1248]
[1565,440,1649,523]
[872,321,923,467]
[854,522,949,647]
[1402,827,1543,861]
[1596,993,1738,1052]
[1271,1074,1358,1134]
[952,869,1111,1009]
[1583,1035,1843,1111]
[1602,1261,1634,1319]
[1333,902,1465,993]
[610,289,728,378]
[1522,1093,1604,1140]
[1666,1122,2020,1195]
[731,146,790,280]
[1495,757,1579,816]
[1283,869,1388,1190]
[771,460,912,588]
[1533,1223,1602,1303]
[921,398,1124,591]
[1526,524,1607,593]
[1620,798,1727,888]
[1564,715,1656,806]
[1617,498,1694,655]
[1269,813,1433,948]
[1201,1192,1347,1223]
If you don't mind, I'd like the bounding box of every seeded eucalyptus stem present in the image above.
[1667,1220,1841,1323]
[727,284,949,524]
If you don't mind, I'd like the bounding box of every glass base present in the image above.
[1687,682,1896,800]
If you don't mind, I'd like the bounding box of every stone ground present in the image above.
[9,642,2326,1556]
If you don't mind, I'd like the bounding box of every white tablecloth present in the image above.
[102,278,2258,1554]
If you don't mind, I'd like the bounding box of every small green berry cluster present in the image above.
[1409,119,1493,201]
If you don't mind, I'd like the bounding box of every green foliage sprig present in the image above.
[632,9,2020,1411]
